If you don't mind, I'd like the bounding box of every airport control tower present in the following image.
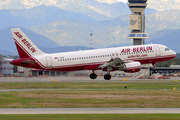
[127,0,149,45]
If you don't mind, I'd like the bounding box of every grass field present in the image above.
[0,82,180,90]
[0,114,180,120]
[0,82,180,108]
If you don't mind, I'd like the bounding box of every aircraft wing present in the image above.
[99,58,125,69]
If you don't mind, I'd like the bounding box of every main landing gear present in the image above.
[104,74,111,80]
[90,73,111,80]
[90,71,97,79]
[89,69,112,80]
[104,67,112,80]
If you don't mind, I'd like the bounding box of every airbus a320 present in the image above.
[11,28,176,80]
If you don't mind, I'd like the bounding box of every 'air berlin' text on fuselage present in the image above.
[14,32,36,53]
[121,46,152,54]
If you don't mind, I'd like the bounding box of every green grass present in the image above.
[0,82,180,90]
[0,114,180,120]
[0,90,180,108]
[0,81,180,108]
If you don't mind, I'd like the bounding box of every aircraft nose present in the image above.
[171,50,176,58]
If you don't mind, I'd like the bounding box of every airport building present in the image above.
[127,0,149,45]
[0,55,14,76]
[16,66,66,77]
[150,65,180,76]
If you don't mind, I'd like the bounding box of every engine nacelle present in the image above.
[117,62,141,73]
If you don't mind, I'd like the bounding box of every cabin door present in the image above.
[46,56,52,67]
[154,46,161,56]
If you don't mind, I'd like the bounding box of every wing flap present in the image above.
[99,58,124,69]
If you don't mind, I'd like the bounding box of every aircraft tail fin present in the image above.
[11,28,45,58]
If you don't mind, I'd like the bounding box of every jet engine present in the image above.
[117,62,141,73]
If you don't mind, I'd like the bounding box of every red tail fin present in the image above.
[11,28,45,58]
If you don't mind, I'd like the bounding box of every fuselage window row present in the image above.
[58,50,155,61]
[57,50,155,62]
[58,54,112,62]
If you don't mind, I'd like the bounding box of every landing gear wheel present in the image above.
[154,70,158,73]
[104,74,111,80]
[90,73,97,79]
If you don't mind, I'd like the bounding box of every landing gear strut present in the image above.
[152,63,158,73]
[90,71,97,79]
[104,67,112,80]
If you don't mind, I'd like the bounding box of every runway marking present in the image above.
[0,108,180,114]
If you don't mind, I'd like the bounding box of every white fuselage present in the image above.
[33,44,176,71]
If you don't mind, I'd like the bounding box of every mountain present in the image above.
[0,27,94,55]
[0,0,130,20]
[147,29,180,53]
[0,49,15,56]
[28,10,180,48]
[28,19,130,48]
[0,5,97,30]
[0,28,60,55]
[107,29,180,53]
[98,0,180,11]
[147,0,180,11]
[96,0,119,4]
[146,11,180,35]
[1,0,179,12]
[0,0,157,21]
[39,46,90,53]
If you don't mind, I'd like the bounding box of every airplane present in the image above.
[10,28,176,80]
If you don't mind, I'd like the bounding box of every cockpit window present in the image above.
[165,48,170,51]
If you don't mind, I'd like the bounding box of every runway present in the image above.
[0,108,180,114]
[0,76,179,83]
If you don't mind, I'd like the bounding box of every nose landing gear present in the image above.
[152,63,158,73]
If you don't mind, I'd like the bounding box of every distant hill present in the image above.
[39,46,90,54]
[28,19,130,48]
[0,5,97,30]
[147,29,180,53]
[0,28,60,55]
[0,49,15,56]
[0,27,93,55]
[107,29,180,53]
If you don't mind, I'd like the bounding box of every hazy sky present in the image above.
[118,0,127,3]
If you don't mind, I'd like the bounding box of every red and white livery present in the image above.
[11,28,176,80]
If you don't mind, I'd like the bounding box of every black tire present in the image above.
[90,73,97,79]
[104,74,111,80]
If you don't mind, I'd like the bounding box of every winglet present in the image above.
[11,28,45,58]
